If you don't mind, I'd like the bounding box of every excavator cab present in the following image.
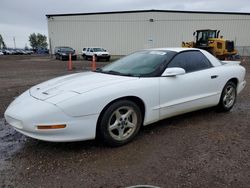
[195,29,219,48]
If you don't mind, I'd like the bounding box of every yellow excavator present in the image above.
[182,29,238,60]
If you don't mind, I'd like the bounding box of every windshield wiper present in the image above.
[107,70,136,76]
[95,69,139,77]
[94,69,121,75]
[106,70,123,75]
[94,68,103,72]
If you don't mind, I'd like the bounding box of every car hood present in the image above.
[29,72,136,101]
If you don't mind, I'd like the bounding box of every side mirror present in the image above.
[90,50,93,52]
[162,67,186,77]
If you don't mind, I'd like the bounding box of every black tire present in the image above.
[106,57,110,62]
[217,81,237,112]
[97,100,142,147]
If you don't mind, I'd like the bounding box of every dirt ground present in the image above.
[0,55,249,188]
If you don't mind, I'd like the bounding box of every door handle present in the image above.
[211,75,218,79]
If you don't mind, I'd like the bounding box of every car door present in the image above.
[82,48,86,55]
[89,48,94,57]
[159,50,220,119]
[85,48,90,57]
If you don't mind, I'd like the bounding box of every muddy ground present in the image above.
[0,55,249,188]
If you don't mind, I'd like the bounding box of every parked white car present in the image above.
[83,47,110,61]
[81,47,87,57]
[0,50,3,55]
[5,48,246,146]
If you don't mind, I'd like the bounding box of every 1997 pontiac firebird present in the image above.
[5,48,246,146]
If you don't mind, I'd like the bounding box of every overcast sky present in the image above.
[1,0,250,48]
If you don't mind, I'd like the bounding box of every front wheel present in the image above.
[217,81,237,112]
[97,100,142,147]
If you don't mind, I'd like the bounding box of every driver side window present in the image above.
[168,52,187,71]
[168,51,212,73]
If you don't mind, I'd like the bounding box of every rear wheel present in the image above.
[97,100,142,147]
[217,81,237,112]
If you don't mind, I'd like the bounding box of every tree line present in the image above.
[0,33,48,49]
[0,34,6,49]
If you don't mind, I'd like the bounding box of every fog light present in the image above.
[37,124,66,130]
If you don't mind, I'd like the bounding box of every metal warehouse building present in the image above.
[46,9,250,55]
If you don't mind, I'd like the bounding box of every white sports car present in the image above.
[4,48,246,146]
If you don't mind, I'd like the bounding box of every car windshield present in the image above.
[60,47,74,52]
[97,50,170,77]
[93,48,105,52]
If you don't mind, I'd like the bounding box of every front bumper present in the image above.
[4,91,98,142]
[62,54,77,60]
[97,54,110,58]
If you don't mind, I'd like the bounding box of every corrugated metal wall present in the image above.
[47,11,250,55]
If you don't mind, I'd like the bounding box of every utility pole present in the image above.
[13,37,16,49]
